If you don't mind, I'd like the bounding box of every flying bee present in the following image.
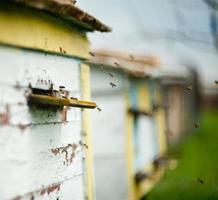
[59,86,65,91]
[129,55,134,60]
[83,143,89,149]
[97,107,102,111]
[110,82,116,88]
[108,72,114,77]
[197,178,204,184]
[114,62,120,67]
[194,123,199,128]
[59,47,63,53]
[185,85,192,91]
[89,51,95,57]
[70,97,78,100]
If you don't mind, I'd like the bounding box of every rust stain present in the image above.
[14,82,22,91]
[51,143,78,165]
[40,183,61,196]
[40,188,46,196]
[69,152,75,163]
[0,104,10,125]
[51,148,60,156]
[18,123,29,132]
[12,196,21,200]
[60,106,67,122]
[47,183,61,195]
[109,82,116,88]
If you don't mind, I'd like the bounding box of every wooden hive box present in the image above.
[0,1,110,199]
[88,50,167,200]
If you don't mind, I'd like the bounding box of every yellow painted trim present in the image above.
[155,90,167,155]
[135,89,167,199]
[125,93,137,200]
[136,167,165,199]
[81,63,94,200]
[29,94,97,108]
[0,2,90,58]
[138,84,151,111]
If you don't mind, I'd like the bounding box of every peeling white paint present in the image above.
[0,46,85,200]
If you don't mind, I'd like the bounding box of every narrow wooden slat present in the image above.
[28,94,97,109]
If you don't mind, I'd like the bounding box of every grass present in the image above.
[146,110,218,200]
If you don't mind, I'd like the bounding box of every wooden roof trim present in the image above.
[7,0,111,32]
[87,50,160,77]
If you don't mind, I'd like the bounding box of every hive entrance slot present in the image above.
[27,86,97,109]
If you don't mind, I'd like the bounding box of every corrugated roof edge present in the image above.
[5,0,111,32]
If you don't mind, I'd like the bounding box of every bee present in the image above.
[79,141,89,149]
[114,62,120,67]
[197,178,204,184]
[59,86,65,91]
[129,55,134,60]
[83,143,89,149]
[110,82,116,88]
[59,47,63,53]
[97,107,102,111]
[70,97,78,100]
[18,124,28,132]
[194,123,199,128]
[108,72,114,77]
[89,51,95,57]
[185,85,192,91]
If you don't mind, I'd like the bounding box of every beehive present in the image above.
[88,50,167,200]
[0,1,110,199]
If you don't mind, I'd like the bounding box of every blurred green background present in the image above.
[146,110,218,200]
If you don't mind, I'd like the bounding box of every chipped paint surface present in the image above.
[0,46,85,199]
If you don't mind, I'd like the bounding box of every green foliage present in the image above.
[146,111,218,200]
